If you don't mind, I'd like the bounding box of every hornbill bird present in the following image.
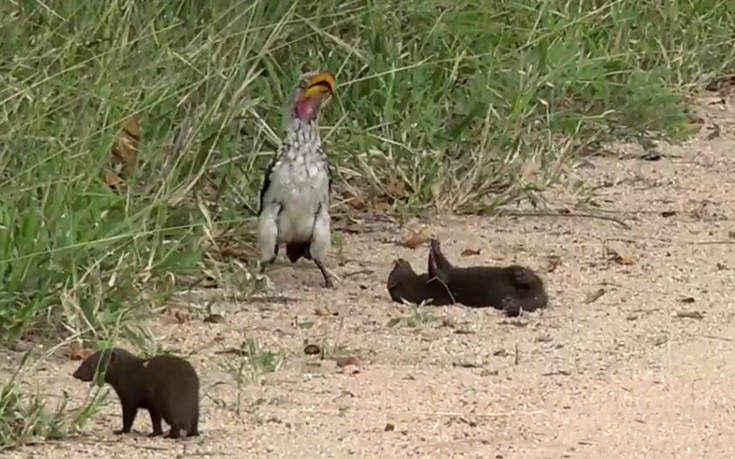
[256,71,336,288]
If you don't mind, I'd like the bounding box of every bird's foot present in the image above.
[314,260,334,289]
[258,256,276,275]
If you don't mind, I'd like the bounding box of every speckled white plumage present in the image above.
[257,118,331,255]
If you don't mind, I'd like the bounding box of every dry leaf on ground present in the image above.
[304,344,321,355]
[103,169,126,191]
[545,255,562,272]
[386,178,405,196]
[607,248,635,265]
[584,288,606,304]
[314,307,337,316]
[333,356,361,368]
[112,117,140,177]
[218,245,251,263]
[346,196,366,210]
[400,228,430,249]
[372,200,393,214]
[62,342,94,361]
[174,310,189,324]
[104,117,141,191]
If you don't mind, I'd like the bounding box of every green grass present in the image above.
[0,351,103,451]
[218,338,286,415]
[387,306,439,328]
[0,0,734,448]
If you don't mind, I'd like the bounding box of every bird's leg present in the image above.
[314,259,334,288]
[258,251,277,275]
[309,204,334,288]
[256,205,280,274]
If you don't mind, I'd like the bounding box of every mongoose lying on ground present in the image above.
[386,239,549,317]
[427,238,548,316]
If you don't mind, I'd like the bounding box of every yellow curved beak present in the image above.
[302,71,336,99]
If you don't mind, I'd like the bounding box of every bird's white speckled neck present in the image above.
[279,117,325,163]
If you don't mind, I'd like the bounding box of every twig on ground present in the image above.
[294,408,544,418]
[606,236,735,246]
[343,268,374,278]
[675,310,704,319]
[498,210,631,230]
[694,334,733,342]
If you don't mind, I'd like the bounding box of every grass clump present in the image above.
[387,306,439,328]
[0,0,734,447]
[218,338,285,415]
[0,382,68,450]
[0,351,103,451]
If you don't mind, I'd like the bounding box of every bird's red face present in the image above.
[294,71,336,122]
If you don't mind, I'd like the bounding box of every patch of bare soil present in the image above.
[5,97,735,458]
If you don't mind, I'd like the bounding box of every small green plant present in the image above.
[387,305,438,329]
[332,231,345,261]
[292,314,355,360]
[0,383,65,449]
[68,387,108,435]
[0,351,105,450]
[246,340,286,377]
[218,338,285,415]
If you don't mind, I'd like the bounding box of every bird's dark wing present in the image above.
[258,154,278,216]
[327,161,333,195]
[318,144,333,196]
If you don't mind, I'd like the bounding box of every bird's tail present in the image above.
[286,242,312,262]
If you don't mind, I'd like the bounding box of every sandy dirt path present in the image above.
[4,97,735,458]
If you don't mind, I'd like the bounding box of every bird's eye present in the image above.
[299,80,308,89]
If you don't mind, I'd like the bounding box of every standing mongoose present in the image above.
[386,258,455,306]
[256,71,336,288]
[72,348,200,439]
[427,238,548,316]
